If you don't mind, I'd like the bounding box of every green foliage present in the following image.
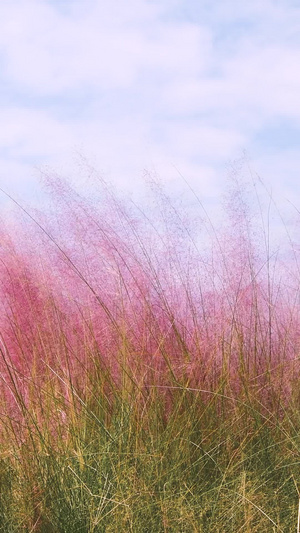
[0,384,299,531]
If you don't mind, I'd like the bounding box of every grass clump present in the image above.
[0,166,299,531]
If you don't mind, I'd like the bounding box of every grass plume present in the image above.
[0,166,299,531]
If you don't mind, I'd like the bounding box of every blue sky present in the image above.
[0,0,299,207]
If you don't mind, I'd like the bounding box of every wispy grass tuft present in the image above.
[0,165,299,531]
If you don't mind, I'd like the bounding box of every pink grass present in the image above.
[0,169,299,439]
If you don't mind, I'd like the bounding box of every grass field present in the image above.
[0,170,299,531]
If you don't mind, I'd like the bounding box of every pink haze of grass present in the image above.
[0,167,299,435]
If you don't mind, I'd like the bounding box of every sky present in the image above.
[0,0,299,209]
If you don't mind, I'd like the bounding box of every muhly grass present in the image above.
[0,169,299,530]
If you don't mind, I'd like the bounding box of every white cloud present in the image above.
[0,1,142,91]
[0,107,76,158]
[0,0,299,209]
[0,0,211,94]
[162,44,300,131]
[156,122,245,161]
